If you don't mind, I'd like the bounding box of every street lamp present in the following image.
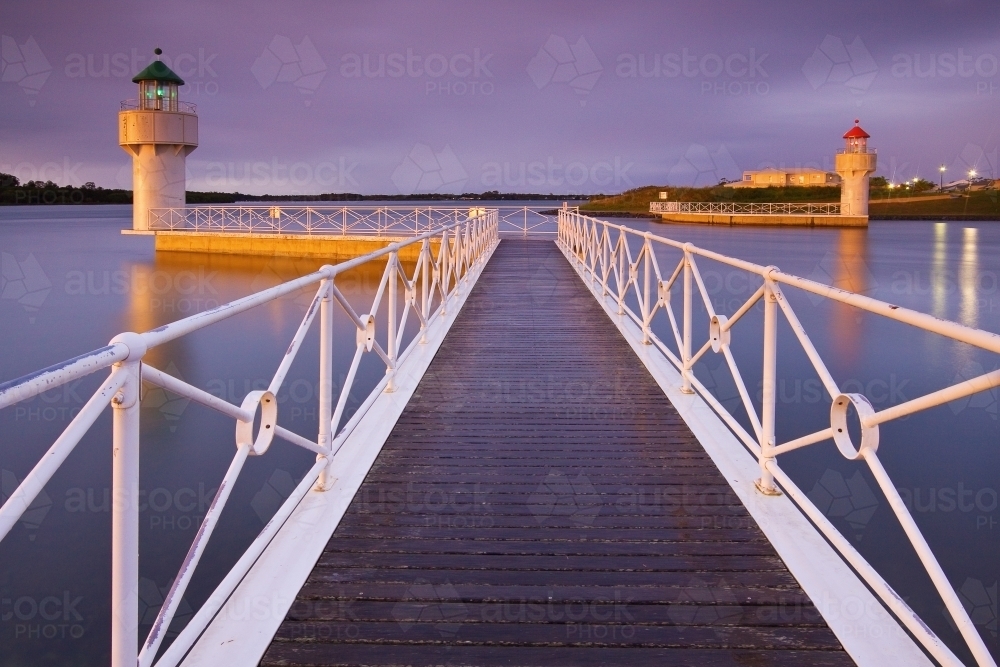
[939,165,946,189]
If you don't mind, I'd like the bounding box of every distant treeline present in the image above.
[0,174,590,206]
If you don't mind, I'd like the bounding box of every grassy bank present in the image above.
[869,191,1000,218]
[582,185,840,213]
[582,185,1000,219]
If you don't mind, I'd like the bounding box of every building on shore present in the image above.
[725,167,841,188]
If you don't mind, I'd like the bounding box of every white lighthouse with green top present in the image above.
[119,49,198,231]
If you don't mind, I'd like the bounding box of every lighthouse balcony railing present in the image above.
[120,99,198,114]
[558,207,998,667]
[650,201,845,215]
[837,146,877,155]
[147,204,558,238]
[0,212,499,667]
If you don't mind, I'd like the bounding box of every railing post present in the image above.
[440,230,450,315]
[681,245,694,394]
[315,279,333,491]
[420,239,430,343]
[642,236,651,344]
[110,343,142,667]
[756,275,781,496]
[386,252,398,393]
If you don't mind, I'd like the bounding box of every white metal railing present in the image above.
[0,210,499,667]
[147,205,557,238]
[120,98,198,114]
[650,201,844,215]
[557,208,998,667]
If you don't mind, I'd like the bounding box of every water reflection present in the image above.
[831,228,869,366]
[4,209,1000,665]
[932,222,948,318]
[959,227,979,328]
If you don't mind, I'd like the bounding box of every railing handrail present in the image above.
[120,98,197,114]
[651,201,844,215]
[145,205,558,238]
[557,209,998,667]
[0,209,500,667]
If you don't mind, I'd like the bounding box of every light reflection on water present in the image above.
[961,226,980,328]
[0,206,998,664]
[831,228,868,367]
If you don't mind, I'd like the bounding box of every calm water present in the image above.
[0,205,997,664]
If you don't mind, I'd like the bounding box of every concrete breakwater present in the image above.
[124,230,434,260]
[652,211,868,227]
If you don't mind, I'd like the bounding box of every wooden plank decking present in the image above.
[261,240,854,666]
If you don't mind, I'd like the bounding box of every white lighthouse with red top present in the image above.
[835,119,877,218]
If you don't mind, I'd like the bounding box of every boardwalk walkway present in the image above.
[261,240,853,666]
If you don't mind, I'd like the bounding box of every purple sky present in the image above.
[1,0,998,195]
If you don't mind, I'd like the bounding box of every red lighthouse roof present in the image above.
[843,119,870,139]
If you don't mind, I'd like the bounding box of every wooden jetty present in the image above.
[262,241,853,666]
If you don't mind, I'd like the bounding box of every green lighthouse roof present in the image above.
[132,59,185,85]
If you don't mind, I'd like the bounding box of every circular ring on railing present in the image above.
[710,315,730,352]
[357,314,375,351]
[236,390,277,456]
[830,393,879,460]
